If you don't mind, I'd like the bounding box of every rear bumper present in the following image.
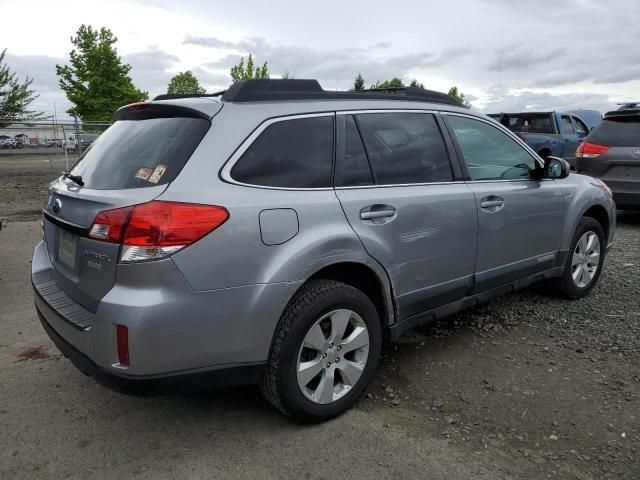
[32,239,299,384]
[36,303,264,395]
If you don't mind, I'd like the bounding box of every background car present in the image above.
[575,103,640,209]
[489,111,596,167]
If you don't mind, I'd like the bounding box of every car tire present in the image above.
[548,216,606,299]
[260,279,382,423]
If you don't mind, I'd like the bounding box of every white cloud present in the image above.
[1,0,638,117]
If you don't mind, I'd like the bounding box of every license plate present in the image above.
[58,229,77,269]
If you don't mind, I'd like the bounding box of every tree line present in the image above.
[1,24,472,123]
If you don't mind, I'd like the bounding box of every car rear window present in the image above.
[504,114,555,134]
[230,115,334,188]
[68,117,209,190]
[587,117,640,147]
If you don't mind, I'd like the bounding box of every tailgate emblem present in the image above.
[52,198,62,213]
[631,148,640,159]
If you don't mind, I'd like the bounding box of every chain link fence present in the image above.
[0,118,111,170]
[0,118,111,223]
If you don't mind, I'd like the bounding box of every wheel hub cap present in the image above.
[571,230,601,288]
[296,309,370,405]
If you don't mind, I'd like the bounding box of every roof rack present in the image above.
[218,79,463,106]
[605,108,640,118]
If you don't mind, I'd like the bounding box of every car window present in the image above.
[335,115,373,187]
[504,114,554,134]
[587,116,640,147]
[355,112,453,185]
[572,117,589,136]
[231,116,334,188]
[447,115,537,181]
[68,117,209,190]
[561,115,575,135]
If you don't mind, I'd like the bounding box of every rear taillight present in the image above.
[89,201,229,262]
[576,142,609,158]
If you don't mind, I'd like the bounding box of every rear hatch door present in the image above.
[584,115,640,183]
[42,102,214,312]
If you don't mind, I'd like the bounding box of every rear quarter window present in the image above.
[230,115,334,188]
[587,117,640,146]
[69,117,210,190]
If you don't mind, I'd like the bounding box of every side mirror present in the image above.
[545,156,570,179]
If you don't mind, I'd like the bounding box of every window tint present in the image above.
[561,115,575,135]
[231,116,334,188]
[573,117,589,136]
[68,117,209,190]
[587,117,640,147]
[335,115,373,187]
[355,113,452,185]
[448,115,537,181]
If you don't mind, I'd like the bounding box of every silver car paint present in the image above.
[33,97,616,380]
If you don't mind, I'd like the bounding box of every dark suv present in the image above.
[576,104,640,209]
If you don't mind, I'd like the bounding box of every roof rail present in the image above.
[219,79,463,106]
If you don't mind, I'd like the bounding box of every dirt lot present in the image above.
[0,158,638,479]
[0,154,75,221]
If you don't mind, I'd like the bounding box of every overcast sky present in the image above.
[2,0,639,119]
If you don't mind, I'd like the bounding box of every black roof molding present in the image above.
[218,79,463,107]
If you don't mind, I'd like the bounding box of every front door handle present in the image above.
[360,209,396,220]
[480,200,504,208]
[480,196,504,212]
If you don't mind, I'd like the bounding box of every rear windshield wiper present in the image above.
[63,172,84,186]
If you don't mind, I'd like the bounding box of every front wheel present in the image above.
[549,216,606,299]
[261,279,382,423]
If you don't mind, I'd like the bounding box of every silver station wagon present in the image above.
[33,79,616,422]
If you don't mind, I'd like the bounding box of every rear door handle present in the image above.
[360,209,396,220]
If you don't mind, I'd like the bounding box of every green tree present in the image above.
[354,73,365,90]
[56,25,148,121]
[409,78,424,88]
[281,71,293,79]
[0,49,42,127]
[370,77,405,89]
[230,54,269,82]
[448,86,472,108]
[167,71,206,95]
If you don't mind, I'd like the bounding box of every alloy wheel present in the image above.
[571,230,601,288]
[296,309,370,404]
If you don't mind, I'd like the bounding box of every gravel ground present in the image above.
[0,157,638,479]
[0,154,72,221]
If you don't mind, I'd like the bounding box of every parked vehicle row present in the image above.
[33,80,616,422]
[0,138,25,149]
[488,110,601,167]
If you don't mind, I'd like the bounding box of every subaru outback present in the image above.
[33,79,616,422]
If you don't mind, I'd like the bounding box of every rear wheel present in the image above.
[261,279,382,423]
[548,216,605,299]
